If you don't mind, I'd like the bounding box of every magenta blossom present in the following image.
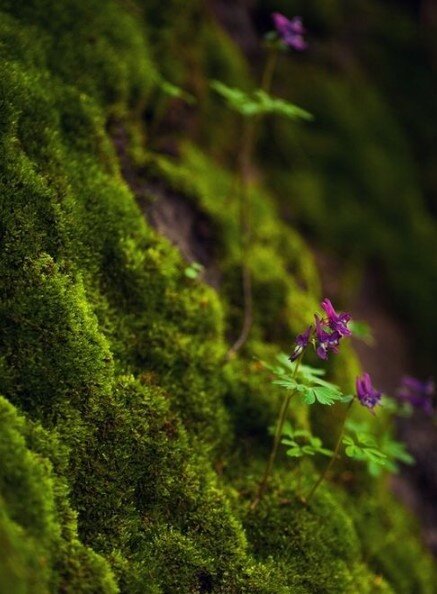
[272,13,308,51]
[356,373,382,411]
[314,315,340,360]
[397,376,434,415]
[289,325,312,361]
[321,298,352,337]
[288,298,352,362]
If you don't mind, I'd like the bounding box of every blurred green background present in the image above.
[205,0,437,374]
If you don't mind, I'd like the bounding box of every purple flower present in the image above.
[272,13,308,51]
[356,373,382,411]
[289,325,312,361]
[314,315,340,360]
[397,376,434,415]
[321,298,352,337]
[288,298,351,362]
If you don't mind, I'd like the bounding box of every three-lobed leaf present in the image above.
[270,353,344,406]
[343,433,387,468]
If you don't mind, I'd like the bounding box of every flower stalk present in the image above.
[227,49,279,358]
[304,400,354,504]
[251,355,302,508]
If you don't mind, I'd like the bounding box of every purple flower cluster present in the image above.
[288,300,434,418]
[356,373,382,411]
[272,13,308,51]
[289,298,351,361]
[397,376,434,415]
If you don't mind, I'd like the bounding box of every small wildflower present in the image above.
[272,13,308,51]
[321,298,352,337]
[289,298,351,362]
[397,376,434,415]
[356,373,382,411]
[314,315,340,360]
[289,325,312,361]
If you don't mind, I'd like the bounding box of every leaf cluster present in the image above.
[344,420,414,476]
[210,81,313,120]
[266,353,348,406]
[281,422,333,459]
[342,433,387,471]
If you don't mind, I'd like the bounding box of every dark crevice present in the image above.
[109,120,221,288]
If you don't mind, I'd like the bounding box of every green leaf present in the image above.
[310,386,343,405]
[286,447,303,458]
[380,436,415,466]
[210,81,313,120]
[365,450,387,464]
[275,355,324,379]
[158,78,196,105]
[184,262,204,279]
[356,433,378,447]
[318,448,334,457]
[309,436,322,448]
[300,388,316,405]
[301,445,316,455]
[272,378,298,390]
[345,445,359,457]
[269,352,345,406]
[345,422,414,476]
[253,90,313,120]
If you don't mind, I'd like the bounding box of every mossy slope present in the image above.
[0,1,435,593]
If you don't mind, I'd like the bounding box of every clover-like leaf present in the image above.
[343,433,387,469]
[269,353,344,405]
[345,420,414,477]
[281,425,333,460]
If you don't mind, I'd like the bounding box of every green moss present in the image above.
[238,471,393,594]
[346,493,437,594]
[0,397,118,594]
[154,144,320,349]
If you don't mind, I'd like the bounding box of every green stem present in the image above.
[260,47,278,93]
[226,48,278,359]
[305,400,354,504]
[251,356,301,508]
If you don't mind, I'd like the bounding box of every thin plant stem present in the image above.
[304,400,354,504]
[260,47,278,93]
[251,356,301,509]
[226,48,279,359]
